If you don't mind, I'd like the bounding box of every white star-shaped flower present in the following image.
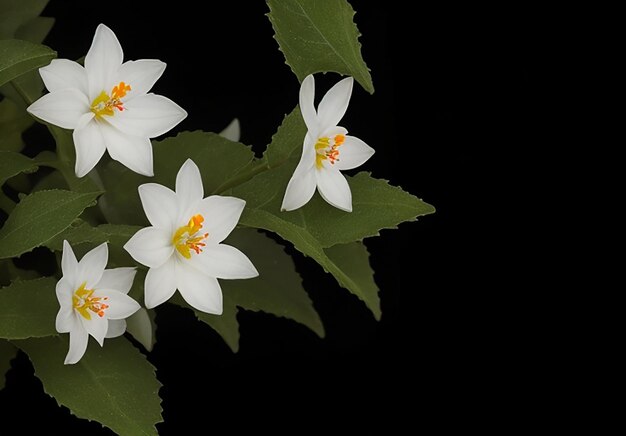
[123,159,258,314]
[27,23,187,177]
[281,74,375,212]
[56,241,140,364]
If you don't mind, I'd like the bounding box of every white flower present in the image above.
[27,23,187,177]
[56,241,140,364]
[123,159,258,314]
[281,74,375,212]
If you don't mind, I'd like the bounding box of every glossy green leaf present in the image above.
[0,151,37,186]
[0,277,57,339]
[0,39,55,88]
[267,0,374,93]
[0,189,101,259]
[99,131,255,224]
[16,336,162,435]
[0,339,17,389]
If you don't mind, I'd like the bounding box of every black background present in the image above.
[0,1,536,433]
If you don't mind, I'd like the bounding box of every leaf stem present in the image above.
[8,79,35,105]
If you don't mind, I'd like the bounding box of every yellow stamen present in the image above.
[172,214,209,259]
[90,81,131,117]
[315,134,345,169]
[72,282,109,320]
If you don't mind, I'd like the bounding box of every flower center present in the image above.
[315,134,345,169]
[90,81,131,117]
[72,282,109,320]
[172,214,209,259]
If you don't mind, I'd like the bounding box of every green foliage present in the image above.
[0,339,17,389]
[0,151,37,186]
[16,336,163,435]
[0,277,58,339]
[0,97,33,152]
[0,39,55,88]
[99,131,256,224]
[0,0,50,39]
[0,189,101,259]
[172,228,323,351]
[267,0,374,93]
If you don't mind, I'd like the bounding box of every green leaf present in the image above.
[14,16,55,44]
[267,0,374,93]
[263,106,307,169]
[172,292,240,352]
[223,228,324,337]
[0,97,33,152]
[44,220,108,251]
[15,336,162,435]
[99,131,255,224]
[0,339,17,389]
[0,151,37,186]
[0,277,57,339]
[324,241,380,318]
[0,189,101,259]
[171,228,325,350]
[235,158,435,249]
[0,0,49,39]
[0,39,56,88]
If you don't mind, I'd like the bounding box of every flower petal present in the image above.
[27,89,89,129]
[73,120,106,177]
[316,168,353,212]
[105,319,126,338]
[56,306,76,334]
[299,74,317,134]
[102,289,140,320]
[61,240,78,281]
[65,327,89,365]
[123,226,173,268]
[106,93,187,138]
[196,195,245,244]
[175,159,204,214]
[55,276,73,311]
[99,122,153,176]
[85,23,124,100]
[39,59,88,96]
[176,261,223,314]
[97,267,136,294]
[80,312,108,346]
[189,243,258,279]
[281,140,317,211]
[116,59,166,99]
[77,242,108,289]
[334,135,375,171]
[144,257,177,308]
[138,183,180,232]
[219,118,240,142]
[317,76,353,131]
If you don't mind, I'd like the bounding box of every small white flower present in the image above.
[27,23,187,177]
[281,74,375,212]
[56,241,140,365]
[123,159,258,314]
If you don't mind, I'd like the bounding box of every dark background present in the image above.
[1,1,536,433]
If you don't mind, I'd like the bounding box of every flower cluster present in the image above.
[29,24,374,363]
